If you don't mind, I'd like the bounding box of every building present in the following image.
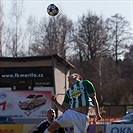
[0,54,74,124]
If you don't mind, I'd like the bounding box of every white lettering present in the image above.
[1,73,44,78]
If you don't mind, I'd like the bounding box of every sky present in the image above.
[1,0,133,29]
[0,0,132,57]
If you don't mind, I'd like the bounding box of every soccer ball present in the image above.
[47,4,59,16]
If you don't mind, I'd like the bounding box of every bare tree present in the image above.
[0,0,2,56]
[70,11,108,81]
[69,12,132,105]
[105,14,132,64]
[28,14,73,58]
[2,0,25,57]
[26,15,38,56]
[73,11,107,61]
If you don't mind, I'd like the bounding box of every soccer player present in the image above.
[44,73,102,133]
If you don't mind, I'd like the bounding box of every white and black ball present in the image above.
[47,4,59,16]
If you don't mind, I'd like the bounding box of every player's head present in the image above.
[46,108,56,119]
[68,73,83,80]
[68,73,83,83]
[73,73,83,80]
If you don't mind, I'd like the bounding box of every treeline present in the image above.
[1,1,132,105]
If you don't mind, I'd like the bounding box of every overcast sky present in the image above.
[1,0,132,56]
[1,0,133,28]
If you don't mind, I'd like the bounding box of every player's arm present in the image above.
[51,94,70,112]
[83,80,102,121]
[90,92,102,121]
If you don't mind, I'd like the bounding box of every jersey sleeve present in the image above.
[63,91,71,104]
[83,80,96,94]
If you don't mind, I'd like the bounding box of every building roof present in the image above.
[0,54,75,68]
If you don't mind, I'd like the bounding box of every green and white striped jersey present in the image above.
[63,80,95,108]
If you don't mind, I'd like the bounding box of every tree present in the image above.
[2,0,25,57]
[0,0,2,56]
[105,14,132,64]
[73,11,107,61]
[26,15,38,56]
[28,14,73,58]
[117,46,133,104]
[70,11,109,87]
[69,12,132,105]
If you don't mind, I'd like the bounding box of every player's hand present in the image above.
[51,94,57,102]
[96,114,102,121]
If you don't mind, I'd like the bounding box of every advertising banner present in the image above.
[106,124,133,133]
[23,124,36,133]
[0,124,23,133]
[0,91,51,119]
[87,124,106,133]
[0,124,36,133]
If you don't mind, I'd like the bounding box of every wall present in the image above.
[0,59,52,67]
[0,55,74,124]
[53,59,70,116]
